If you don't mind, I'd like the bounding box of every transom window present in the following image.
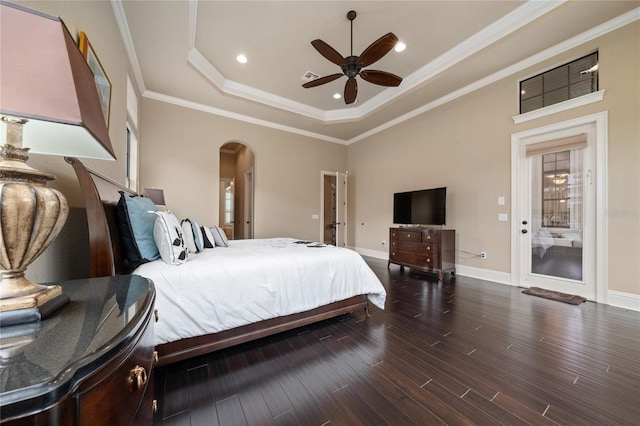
[520,52,598,114]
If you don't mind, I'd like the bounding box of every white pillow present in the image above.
[201,226,215,249]
[153,211,188,265]
[210,226,229,247]
[181,218,203,254]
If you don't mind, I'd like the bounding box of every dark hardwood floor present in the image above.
[153,257,640,425]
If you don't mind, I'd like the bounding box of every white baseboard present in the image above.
[351,247,387,260]
[351,246,639,312]
[607,290,640,312]
[454,264,512,286]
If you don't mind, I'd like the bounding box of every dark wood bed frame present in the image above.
[68,158,369,366]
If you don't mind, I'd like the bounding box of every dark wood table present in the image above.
[0,275,156,425]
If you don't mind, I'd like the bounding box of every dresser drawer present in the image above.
[421,231,439,243]
[390,250,417,265]
[417,243,438,254]
[398,230,421,241]
[77,314,155,425]
[419,254,439,268]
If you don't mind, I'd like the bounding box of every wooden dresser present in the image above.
[389,227,456,280]
[0,275,157,425]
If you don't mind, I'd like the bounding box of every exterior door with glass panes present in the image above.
[518,125,596,299]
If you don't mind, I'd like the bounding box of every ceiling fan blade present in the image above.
[359,32,399,67]
[344,78,358,104]
[360,70,402,87]
[302,73,344,88]
[311,39,346,66]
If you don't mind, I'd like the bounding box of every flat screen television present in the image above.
[393,187,446,226]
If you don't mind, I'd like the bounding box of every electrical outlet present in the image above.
[480,251,487,259]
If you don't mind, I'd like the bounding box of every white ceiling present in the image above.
[116,1,639,144]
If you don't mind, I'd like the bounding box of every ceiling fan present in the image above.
[302,10,403,105]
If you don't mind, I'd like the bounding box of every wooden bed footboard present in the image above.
[155,295,368,366]
[69,158,370,366]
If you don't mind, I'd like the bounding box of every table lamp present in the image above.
[141,188,166,206]
[0,1,116,322]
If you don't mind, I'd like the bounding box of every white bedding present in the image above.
[133,238,386,346]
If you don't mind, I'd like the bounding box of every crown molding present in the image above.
[142,91,348,145]
[111,0,145,94]
[185,0,565,123]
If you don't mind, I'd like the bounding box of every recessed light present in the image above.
[236,54,247,64]
[333,93,341,99]
[394,42,406,52]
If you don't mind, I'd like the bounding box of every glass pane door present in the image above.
[530,149,583,281]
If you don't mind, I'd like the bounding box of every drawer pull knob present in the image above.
[427,258,431,263]
[154,309,159,322]
[152,400,158,414]
[129,365,148,391]
[153,351,159,363]
[427,235,431,240]
[427,246,431,251]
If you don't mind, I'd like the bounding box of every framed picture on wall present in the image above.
[79,31,111,126]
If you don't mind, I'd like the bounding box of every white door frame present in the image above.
[320,170,348,246]
[510,112,608,303]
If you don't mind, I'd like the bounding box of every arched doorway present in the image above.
[219,142,255,239]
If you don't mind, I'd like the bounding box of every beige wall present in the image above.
[138,99,347,242]
[347,21,640,296]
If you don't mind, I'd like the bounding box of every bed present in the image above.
[68,158,386,366]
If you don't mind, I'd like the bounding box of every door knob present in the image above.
[521,229,528,234]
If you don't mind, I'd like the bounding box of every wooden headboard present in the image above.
[67,157,136,278]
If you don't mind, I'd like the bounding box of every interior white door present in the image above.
[335,172,347,247]
[320,171,348,246]
[516,124,597,299]
[244,168,254,239]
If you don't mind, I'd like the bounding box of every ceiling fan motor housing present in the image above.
[342,56,362,79]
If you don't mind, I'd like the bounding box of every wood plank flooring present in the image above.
[153,257,640,425]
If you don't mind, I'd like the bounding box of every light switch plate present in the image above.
[498,213,508,221]
[498,196,505,206]
[312,214,319,219]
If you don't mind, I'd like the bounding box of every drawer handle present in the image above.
[426,246,431,251]
[407,234,411,238]
[152,400,158,414]
[426,235,431,240]
[129,365,148,391]
[426,258,431,263]
[153,351,159,363]
[154,309,159,322]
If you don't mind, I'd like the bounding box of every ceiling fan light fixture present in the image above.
[333,93,342,99]
[302,10,403,105]
[236,54,248,64]
[394,41,406,52]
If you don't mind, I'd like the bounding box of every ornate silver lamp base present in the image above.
[0,118,68,314]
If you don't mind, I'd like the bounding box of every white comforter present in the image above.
[133,238,386,345]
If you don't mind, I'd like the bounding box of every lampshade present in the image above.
[142,188,166,206]
[0,1,115,323]
[0,1,115,160]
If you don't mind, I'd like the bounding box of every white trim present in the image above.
[454,265,512,286]
[510,112,608,303]
[351,247,387,260]
[513,91,605,124]
[607,290,640,312]
[184,1,565,123]
[143,91,347,145]
[111,0,145,93]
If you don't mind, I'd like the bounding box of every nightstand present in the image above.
[0,275,157,425]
